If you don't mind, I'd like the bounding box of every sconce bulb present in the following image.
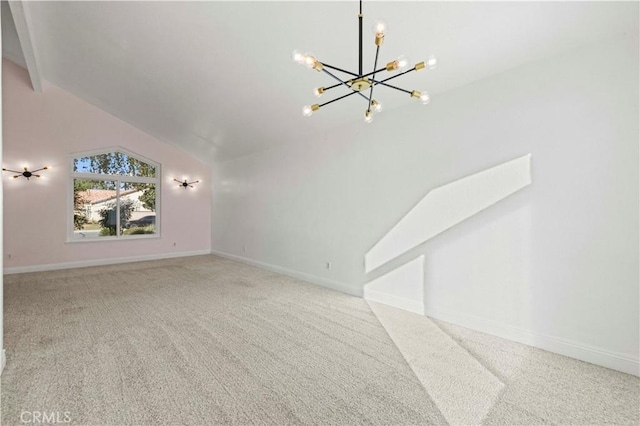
[427,55,438,69]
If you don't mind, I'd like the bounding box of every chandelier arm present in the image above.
[2,168,23,174]
[368,66,419,94]
[366,45,382,111]
[371,80,413,95]
[322,82,344,92]
[321,68,369,101]
[373,66,417,84]
[31,167,48,173]
[319,90,363,108]
[358,66,390,80]
[321,62,360,78]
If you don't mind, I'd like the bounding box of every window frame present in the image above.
[67,147,161,242]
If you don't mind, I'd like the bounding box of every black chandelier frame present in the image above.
[295,0,435,122]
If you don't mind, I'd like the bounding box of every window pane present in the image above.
[73,179,120,239]
[122,183,157,237]
[73,152,156,178]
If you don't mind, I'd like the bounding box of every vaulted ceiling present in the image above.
[2,1,637,164]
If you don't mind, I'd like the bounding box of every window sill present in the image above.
[66,234,161,243]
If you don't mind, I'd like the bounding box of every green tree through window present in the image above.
[70,149,160,240]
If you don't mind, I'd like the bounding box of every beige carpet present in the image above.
[369,302,640,425]
[2,255,446,425]
[368,301,505,425]
[2,254,639,425]
[435,319,640,425]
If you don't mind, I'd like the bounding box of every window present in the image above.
[70,148,160,241]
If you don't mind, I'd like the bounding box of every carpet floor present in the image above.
[369,301,639,425]
[1,255,638,425]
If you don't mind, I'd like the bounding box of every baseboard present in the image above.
[425,305,640,377]
[1,349,6,375]
[210,250,362,297]
[364,289,424,315]
[3,250,212,275]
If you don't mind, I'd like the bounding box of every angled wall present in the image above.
[211,35,639,374]
[2,60,212,272]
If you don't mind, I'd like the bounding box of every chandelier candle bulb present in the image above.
[300,53,323,71]
[372,20,387,46]
[427,55,438,69]
[314,87,324,97]
[386,56,410,72]
[303,53,317,68]
[371,100,382,112]
[364,110,374,123]
[419,91,431,104]
[302,104,320,117]
[292,50,304,64]
[396,55,410,70]
[372,20,387,35]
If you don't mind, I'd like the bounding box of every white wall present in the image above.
[2,60,212,272]
[211,36,639,374]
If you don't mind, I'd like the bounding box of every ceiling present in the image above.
[2,1,638,164]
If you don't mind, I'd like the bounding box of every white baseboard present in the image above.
[210,250,362,298]
[364,289,424,315]
[3,250,212,275]
[1,349,6,375]
[425,305,640,377]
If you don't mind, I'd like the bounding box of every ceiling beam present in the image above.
[8,1,42,93]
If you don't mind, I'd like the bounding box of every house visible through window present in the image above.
[70,148,160,240]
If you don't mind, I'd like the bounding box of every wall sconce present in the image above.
[173,178,200,189]
[2,165,51,180]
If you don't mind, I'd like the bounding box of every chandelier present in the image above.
[293,0,437,123]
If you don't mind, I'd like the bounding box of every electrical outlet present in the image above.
[173,242,177,247]
[326,261,331,270]
[243,245,247,253]
[7,254,12,260]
